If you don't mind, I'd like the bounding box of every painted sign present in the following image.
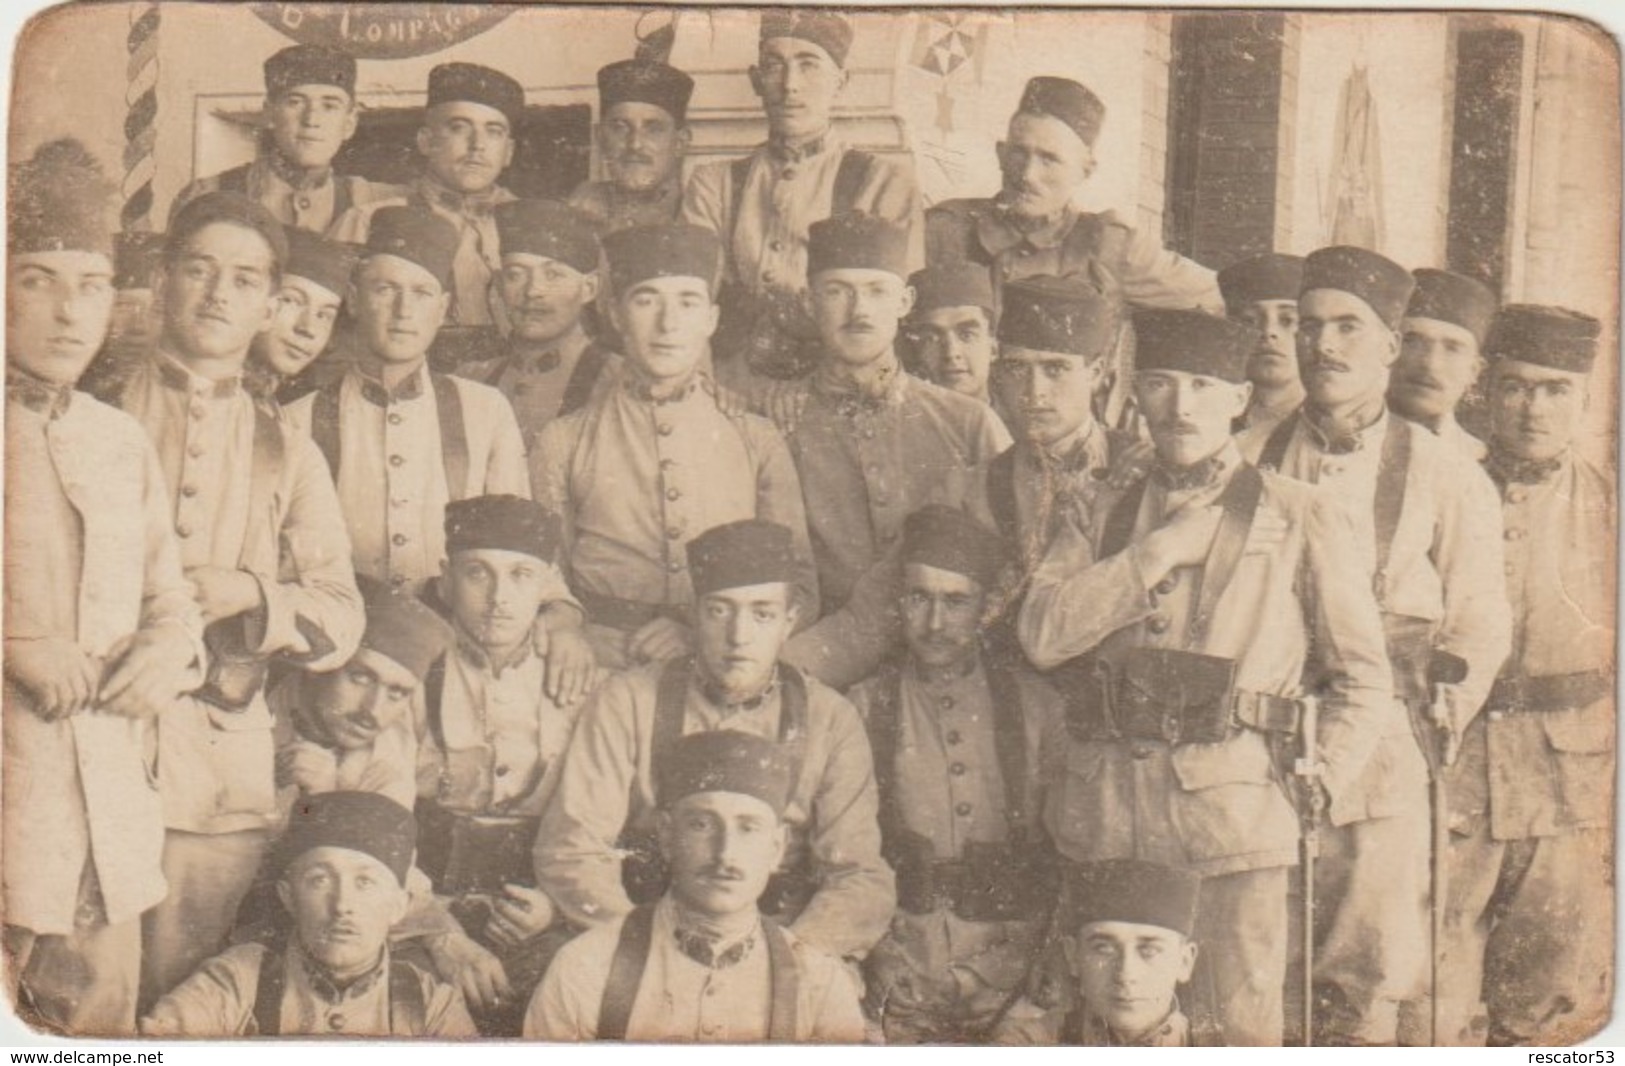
[251,4,513,59]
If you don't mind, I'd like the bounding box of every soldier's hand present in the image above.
[275,743,338,794]
[97,625,198,720]
[4,637,101,719]
[628,617,693,664]
[1105,439,1156,489]
[764,380,811,436]
[186,566,264,624]
[425,928,511,1013]
[487,883,556,951]
[1139,504,1223,578]
[1430,702,1462,768]
[543,626,598,706]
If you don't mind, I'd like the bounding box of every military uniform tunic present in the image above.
[171,153,391,237]
[568,177,684,234]
[456,331,619,449]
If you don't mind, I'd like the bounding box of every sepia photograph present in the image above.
[0,0,1618,1049]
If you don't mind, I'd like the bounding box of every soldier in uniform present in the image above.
[1019,309,1397,1045]
[1388,268,1498,461]
[996,859,1203,1046]
[569,59,695,234]
[333,62,527,327]
[1434,306,1613,1046]
[109,192,365,1009]
[455,199,616,444]
[900,262,1001,409]
[533,519,895,964]
[849,506,1067,1043]
[141,792,476,1037]
[2,141,206,1035]
[529,224,817,670]
[683,10,923,382]
[1238,246,1510,1045]
[526,730,867,1041]
[244,229,357,405]
[1217,252,1305,436]
[171,45,387,236]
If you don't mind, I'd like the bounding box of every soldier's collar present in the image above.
[1150,441,1240,493]
[981,198,1078,254]
[814,352,905,412]
[697,665,779,713]
[766,130,833,164]
[909,653,981,688]
[452,620,539,678]
[622,368,709,406]
[154,350,243,398]
[264,149,333,193]
[610,177,680,205]
[6,366,74,419]
[416,176,504,219]
[296,944,389,1005]
[1024,418,1106,475]
[355,361,427,406]
[1485,447,1567,487]
[1300,400,1387,455]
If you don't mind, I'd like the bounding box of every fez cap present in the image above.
[167,191,288,271]
[495,199,601,276]
[908,263,995,319]
[598,59,695,125]
[998,275,1119,359]
[1218,253,1304,314]
[806,212,910,280]
[603,223,721,296]
[1301,245,1415,329]
[427,62,525,130]
[1406,269,1498,346]
[688,519,796,598]
[658,730,794,815]
[363,206,459,290]
[1485,304,1600,374]
[1063,858,1201,938]
[353,574,454,684]
[265,44,356,99]
[283,229,358,301]
[902,505,1005,591]
[1017,76,1106,150]
[275,791,417,886]
[444,494,562,564]
[1133,308,1254,384]
[759,9,854,67]
[9,139,114,259]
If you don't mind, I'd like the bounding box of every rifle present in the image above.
[1425,650,1469,1046]
[1294,694,1323,1047]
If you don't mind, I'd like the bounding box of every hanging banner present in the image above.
[251,4,513,59]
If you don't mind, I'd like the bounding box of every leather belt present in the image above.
[1082,686,1305,744]
[576,585,686,632]
[893,841,1057,922]
[1485,670,1611,715]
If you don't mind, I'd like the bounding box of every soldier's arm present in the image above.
[480,386,534,498]
[1105,210,1223,314]
[421,972,480,1038]
[1430,456,1513,735]
[1018,514,1155,670]
[139,945,260,1037]
[528,417,581,578]
[751,420,823,625]
[859,153,926,276]
[679,161,728,236]
[522,937,601,1040]
[799,943,870,1042]
[782,540,903,689]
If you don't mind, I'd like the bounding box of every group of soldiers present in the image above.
[2,9,1613,1048]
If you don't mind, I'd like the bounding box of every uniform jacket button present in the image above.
[949,762,967,776]
[392,533,407,546]
[954,802,972,817]
[1154,576,1178,595]
[1147,615,1170,634]
[389,454,405,467]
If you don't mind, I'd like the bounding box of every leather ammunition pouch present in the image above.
[415,801,539,898]
[194,618,270,713]
[1073,647,1304,745]
[889,829,1058,922]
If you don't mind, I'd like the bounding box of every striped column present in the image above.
[121,2,160,232]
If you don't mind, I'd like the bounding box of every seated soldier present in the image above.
[850,506,1066,1043]
[246,229,357,406]
[996,859,1201,1046]
[525,730,866,1041]
[412,494,592,1035]
[140,792,476,1037]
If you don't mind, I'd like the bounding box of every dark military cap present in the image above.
[444,494,562,563]
[427,62,525,130]
[1406,268,1498,347]
[353,574,454,684]
[902,505,1006,591]
[283,229,358,301]
[363,206,459,290]
[806,211,910,280]
[760,9,854,67]
[997,275,1119,359]
[657,730,794,816]
[1133,308,1255,384]
[603,223,721,296]
[8,139,114,258]
[264,44,356,99]
[1017,76,1106,149]
[688,519,797,597]
[1484,304,1600,374]
[908,263,995,319]
[1062,858,1201,938]
[1301,245,1416,329]
[166,191,288,271]
[495,199,601,276]
[1217,253,1305,315]
[275,791,417,886]
[598,59,695,125]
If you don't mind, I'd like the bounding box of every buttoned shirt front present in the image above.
[569,177,684,234]
[457,331,619,449]
[171,154,394,236]
[3,389,205,934]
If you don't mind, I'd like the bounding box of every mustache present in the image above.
[617,152,657,165]
[698,864,747,882]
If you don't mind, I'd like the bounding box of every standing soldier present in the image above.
[849,506,1067,1043]
[683,10,923,382]
[1217,253,1306,435]
[534,519,895,964]
[530,224,817,669]
[901,262,1002,411]
[244,229,357,405]
[3,140,206,1035]
[569,59,695,233]
[112,192,364,1008]
[1434,306,1612,1046]
[1019,309,1397,1046]
[171,45,388,235]
[333,63,527,327]
[455,199,616,444]
[1388,268,1498,461]
[1239,246,1510,1045]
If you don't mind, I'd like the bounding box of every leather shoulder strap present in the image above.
[241,402,288,569]
[1098,478,1150,559]
[1372,417,1413,604]
[387,958,427,1036]
[218,164,252,197]
[422,654,449,754]
[597,904,659,1040]
[310,376,344,481]
[651,657,694,778]
[832,150,876,215]
[1187,464,1265,644]
[431,372,470,500]
[333,175,356,219]
[561,342,612,417]
[775,663,810,789]
[251,944,285,1037]
[728,156,755,250]
[985,448,1019,542]
[985,664,1031,828]
[859,665,904,827]
[1256,415,1297,472]
[762,918,800,1042]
